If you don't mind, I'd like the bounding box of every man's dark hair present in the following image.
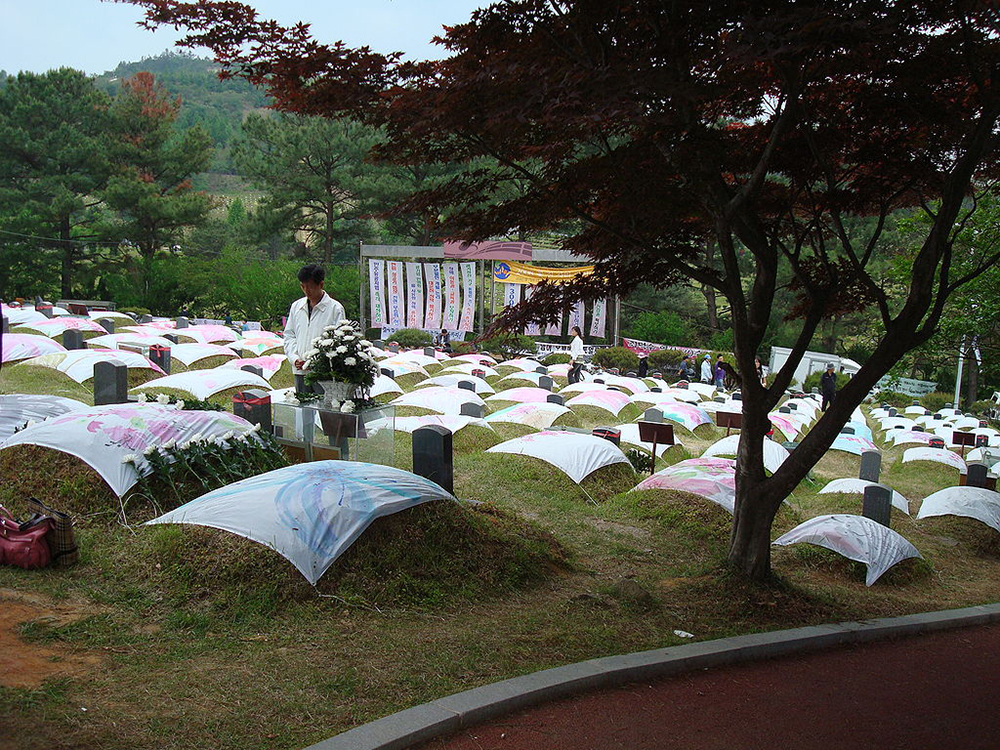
[297,264,325,284]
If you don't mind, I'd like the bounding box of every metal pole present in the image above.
[477,260,485,335]
[613,295,622,344]
[358,241,366,331]
[954,335,966,409]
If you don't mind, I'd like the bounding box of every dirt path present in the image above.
[422,623,1000,750]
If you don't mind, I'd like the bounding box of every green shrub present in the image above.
[592,346,640,372]
[801,370,852,393]
[451,340,477,355]
[118,307,149,317]
[387,328,433,348]
[872,390,913,408]
[920,391,955,412]
[544,352,571,365]
[969,399,995,415]
[479,333,538,359]
[709,328,734,351]
[624,310,693,347]
[624,447,655,474]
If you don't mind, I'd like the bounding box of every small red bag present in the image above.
[0,506,53,569]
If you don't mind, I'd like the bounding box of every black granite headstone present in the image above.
[859,450,882,482]
[732,391,743,401]
[967,461,990,488]
[460,402,486,418]
[176,316,189,329]
[139,314,153,324]
[424,347,436,358]
[840,426,855,435]
[653,371,664,379]
[593,427,621,445]
[97,318,115,334]
[149,345,171,374]
[164,334,179,344]
[388,342,400,353]
[644,407,663,423]
[650,387,662,393]
[456,380,476,392]
[241,365,264,378]
[779,406,791,413]
[471,368,487,380]
[888,408,898,417]
[546,394,564,405]
[233,388,272,433]
[535,366,547,374]
[62,329,84,350]
[93,360,128,405]
[538,375,554,391]
[862,484,892,527]
[412,424,454,493]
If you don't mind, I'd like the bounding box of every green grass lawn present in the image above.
[1,362,1000,750]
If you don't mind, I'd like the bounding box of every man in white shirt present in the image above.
[283,264,346,391]
[701,354,714,383]
[568,326,585,384]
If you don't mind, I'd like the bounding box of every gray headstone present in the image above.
[786,402,798,410]
[840,426,855,435]
[139,314,153,324]
[412,424,454,493]
[546,393,564,405]
[593,378,605,384]
[626,371,638,377]
[93,360,128,405]
[423,347,436,358]
[609,368,620,375]
[148,345,171,375]
[471,368,487,379]
[653,371,664,379]
[456,380,476,392]
[675,381,688,389]
[732,391,742,401]
[388,342,400,353]
[967,462,990,488]
[38,305,54,319]
[164,334,179,344]
[62,329,84,350]
[779,406,791,413]
[593,427,621,445]
[1,316,7,334]
[713,395,726,403]
[374,339,385,348]
[176,316,189,329]
[933,413,942,420]
[538,375,554,391]
[241,365,264,378]
[644,408,663,423]
[888,408,898,417]
[859,450,882,482]
[862,484,893,527]
[233,389,272,434]
[535,366,547,374]
[811,387,820,395]
[460,402,486,419]
[380,367,395,378]
[650,387,662,393]
[97,318,115,334]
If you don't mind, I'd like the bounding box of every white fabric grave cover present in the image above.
[391,386,485,415]
[438,361,500,378]
[146,461,455,584]
[499,371,549,386]
[17,318,108,336]
[902,446,967,472]
[370,374,404,398]
[819,478,910,514]
[178,324,240,343]
[167,343,238,366]
[22,349,164,383]
[904,405,927,415]
[500,358,545,372]
[916,486,1000,533]
[687,383,716,399]
[485,402,569,430]
[565,390,632,416]
[133,369,271,400]
[416,374,495,395]
[633,458,736,513]
[219,355,287,381]
[702,434,790,474]
[370,414,491,434]
[600,375,650,394]
[487,387,556,404]
[2,307,48,326]
[1,404,255,496]
[632,389,701,405]
[829,434,879,455]
[384,352,439,369]
[773,514,922,586]
[558,383,610,396]
[2,333,66,363]
[486,430,629,483]
[0,394,90,442]
[87,310,136,322]
[889,430,936,447]
[87,333,175,351]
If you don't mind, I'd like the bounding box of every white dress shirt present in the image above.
[569,335,585,362]
[283,291,346,375]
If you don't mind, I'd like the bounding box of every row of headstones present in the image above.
[90,360,267,406]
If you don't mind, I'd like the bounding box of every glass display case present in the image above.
[272,402,394,466]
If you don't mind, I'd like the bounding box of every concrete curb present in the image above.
[303,602,1000,750]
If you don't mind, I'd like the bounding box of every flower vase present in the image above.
[318,380,356,409]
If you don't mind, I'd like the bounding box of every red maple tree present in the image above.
[121,0,1000,579]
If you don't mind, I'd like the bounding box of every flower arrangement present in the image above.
[136,392,224,411]
[303,320,380,389]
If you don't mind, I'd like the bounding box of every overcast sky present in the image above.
[1,0,485,75]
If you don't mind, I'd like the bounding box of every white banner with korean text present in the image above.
[368,259,386,328]
[386,261,404,328]
[459,262,477,332]
[423,263,442,331]
[405,262,424,329]
[589,297,607,339]
[442,263,461,330]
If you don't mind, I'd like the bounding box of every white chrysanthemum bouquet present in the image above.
[303,320,379,391]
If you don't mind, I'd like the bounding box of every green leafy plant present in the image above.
[135,392,223,411]
[624,446,655,474]
[591,346,639,372]
[543,352,571,365]
[920,391,955,412]
[479,333,538,359]
[647,348,689,374]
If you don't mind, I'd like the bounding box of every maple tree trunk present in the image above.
[323,205,334,265]
[703,284,718,330]
[727,489,779,580]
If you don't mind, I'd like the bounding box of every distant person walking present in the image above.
[700,354,713,383]
[283,263,346,392]
[637,353,649,378]
[714,355,726,389]
[568,326,585,384]
[821,362,838,411]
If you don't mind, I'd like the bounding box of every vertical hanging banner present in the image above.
[368,259,386,328]
[459,262,477,332]
[503,282,522,309]
[442,263,461,330]
[523,286,541,336]
[590,297,608,338]
[568,299,585,333]
[386,261,404,328]
[423,263,442,331]
[545,309,564,337]
[405,262,424,329]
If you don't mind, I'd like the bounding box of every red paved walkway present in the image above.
[422,624,1000,750]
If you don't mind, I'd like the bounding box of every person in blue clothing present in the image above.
[714,354,726,389]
